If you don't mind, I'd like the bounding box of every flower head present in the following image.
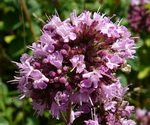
[128,0,150,32]
[13,11,136,124]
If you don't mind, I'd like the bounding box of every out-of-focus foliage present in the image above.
[0,0,150,124]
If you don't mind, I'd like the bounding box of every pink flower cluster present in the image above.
[128,0,150,32]
[131,0,150,6]
[136,108,150,125]
[13,11,136,124]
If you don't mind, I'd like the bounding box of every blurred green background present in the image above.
[0,0,150,125]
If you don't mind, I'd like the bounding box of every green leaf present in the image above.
[85,1,101,11]
[4,35,15,44]
[127,58,140,71]
[0,117,9,125]
[0,21,4,31]
[14,112,24,125]
[26,118,35,125]
[145,39,150,47]
[138,67,150,79]
[7,37,26,58]
[32,22,41,36]
[0,80,8,111]
[3,11,20,31]
[27,0,41,15]
[136,39,144,48]
[0,80,8,97]
[144,4,150,9]
[26,117,39,125]
[119,74,128,86]
[0,101,5,111]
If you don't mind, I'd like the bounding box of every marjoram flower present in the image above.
[12,11,136,125]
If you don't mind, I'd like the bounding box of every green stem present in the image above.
[60,111,67,125]
[19,0,37,41]
[66,101,72,125]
